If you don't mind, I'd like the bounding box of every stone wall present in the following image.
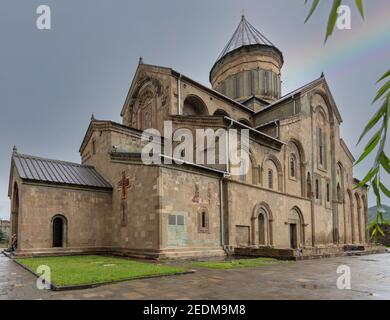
[159,166,224,256]
[17,182,112,251]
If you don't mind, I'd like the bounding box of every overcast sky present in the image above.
[0,0,389,219]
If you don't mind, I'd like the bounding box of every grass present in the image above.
[16,255,187,287]
[191,257,279,270]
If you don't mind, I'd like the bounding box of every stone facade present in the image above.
[8,17,371,259]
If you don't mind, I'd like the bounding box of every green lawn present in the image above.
[17,255,187,287]
[191,257,279,270]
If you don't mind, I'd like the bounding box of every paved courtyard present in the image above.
[1,252,389,300]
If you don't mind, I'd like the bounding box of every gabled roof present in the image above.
[254,74,343,123]
[216,15,278,62]
[10,151,112,192]
[120,62,256,118]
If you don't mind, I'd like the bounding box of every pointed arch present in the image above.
[125,77,162,129]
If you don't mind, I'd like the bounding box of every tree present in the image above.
[304,0,390,239]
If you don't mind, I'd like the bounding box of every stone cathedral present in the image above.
[8,16,377,259]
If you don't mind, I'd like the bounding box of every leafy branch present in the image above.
[304,0,390,240]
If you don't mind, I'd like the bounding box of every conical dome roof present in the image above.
[216,15,277,62]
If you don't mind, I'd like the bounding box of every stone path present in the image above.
[1,253,389,300]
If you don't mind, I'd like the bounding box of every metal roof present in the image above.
[216,15,276,62]
[12,152,112,189]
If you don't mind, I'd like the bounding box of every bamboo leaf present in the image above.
[379,181,390,198]
[355,0,364,19]
[305,0,321,23]
[380,153,390,174]
[377,69,390,83]
[354,129,382,165]
[355,167,379,189]
[372,80,390,103]
[372,176,382,207]
[325,0,343,43]
[357,101,386,144]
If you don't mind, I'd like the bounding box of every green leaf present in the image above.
[357,101,386,144]
[354,129,382,166]
[377,69,390,83]
[372,176,381,207]
[325,0,343,43]
[355,0,364,19]
[380,153,390,174]
[379,181,390,198]
[373,80,390,103]
[355,167,379,189]
[305,0,321,23]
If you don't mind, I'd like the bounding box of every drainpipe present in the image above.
[220,178,224,246]
[221,119,233,255]
[310,104,316,247]
[225,119,234,174]
[177,75,182,115]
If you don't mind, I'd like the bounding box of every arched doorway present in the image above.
[52,215,67,248]
[288,207,304,249]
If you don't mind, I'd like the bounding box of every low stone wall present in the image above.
[235,244,387,260]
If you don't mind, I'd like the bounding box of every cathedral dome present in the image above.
[210,15,284,105]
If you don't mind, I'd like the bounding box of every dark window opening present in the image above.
[268,169,273,189]
[326,183,330,202]
[315,179,320,200]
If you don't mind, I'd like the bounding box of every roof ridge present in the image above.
[14,152,94,168]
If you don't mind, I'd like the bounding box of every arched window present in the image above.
[198,209,209,233]
[326,183,330,202]
[315,179,320,199]
[268,169,273,189]
[337,183,342,202]
[213,109,229,117]
[183,96,208,116]
[290,155,296,178]
[318,127,324,166]
[239,159,246,182]
[307,173,312,198]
